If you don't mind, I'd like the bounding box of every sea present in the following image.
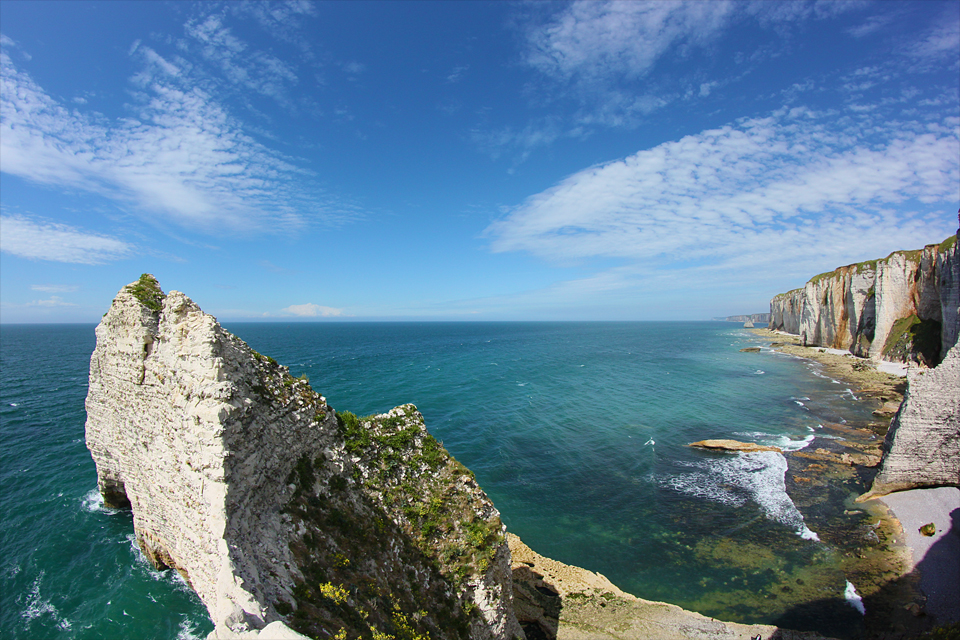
[0,321,891,639]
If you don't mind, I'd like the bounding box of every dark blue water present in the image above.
[1,322,881,639]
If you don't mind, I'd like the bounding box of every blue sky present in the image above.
[1,0,958,322]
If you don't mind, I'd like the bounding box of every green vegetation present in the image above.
[938,234,957,252]
[808,269,838,286]
[918,622,960,640]
[337,411,370,454]
[126,274,165,312]
[281,405,496,639]
[881,315,942,366]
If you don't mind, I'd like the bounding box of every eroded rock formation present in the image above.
[859,340,960,499]
[85,275,522,640]
[769,235,958,365]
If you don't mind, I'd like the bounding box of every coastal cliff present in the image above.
[769,234,958,365]
[85,276,829,640]
[860,339,960,499]
[764,224,960,498]
[85,275,521,640]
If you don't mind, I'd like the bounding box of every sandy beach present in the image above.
[877,487,960,625]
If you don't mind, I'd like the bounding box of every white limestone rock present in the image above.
[860,340,960,498]
[85,276,523,639]
[769,235,958,365]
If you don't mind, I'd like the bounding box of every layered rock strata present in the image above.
[859,340,960,499]
[86,275,521,640]
[769,234,958,365]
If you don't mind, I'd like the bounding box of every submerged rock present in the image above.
[506,535,833,640]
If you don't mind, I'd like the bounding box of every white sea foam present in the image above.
[81,488,119,514]
[662,451,819,540]
[176,617,205,640]
[754,369,765,375]
[22,571,72,630]
[844,580,866,614]
[777,434,815,452]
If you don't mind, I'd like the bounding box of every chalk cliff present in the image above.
[769,234,958,365]
[85,275,522,640]
[859,339,960,499]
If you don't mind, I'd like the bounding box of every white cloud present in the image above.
[0,214,133,264]
[184,14,299,104]
[525,1,737,83]
[282,303,344,317]
[511,0,873,139]
[29,296,78,308]
[446,65,468,83]
[905,18,960,61]
[846,13,895,38]
[0,51,344,234]
[485,108,959,286]
[342,61,366,75]
[31,284,79,293]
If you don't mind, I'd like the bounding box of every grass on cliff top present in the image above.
[125,274,165,312]
[775,233,956,297]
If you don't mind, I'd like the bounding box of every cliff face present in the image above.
[770,235,959,365]
[85,276,521,640]
[859,340,960,499]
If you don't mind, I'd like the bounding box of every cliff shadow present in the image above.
[771,506,959,640]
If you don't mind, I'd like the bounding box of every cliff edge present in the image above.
[769,234,958,366]
[85,275,522,640]
[859,339,960,499]
[763,221,959,498]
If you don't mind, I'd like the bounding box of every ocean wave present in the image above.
[21,571,72,631]
[845,580,865,614]
[661,451,819,541]
[778,434,815,451]
[81,488,120,515]
[177,617,206,640]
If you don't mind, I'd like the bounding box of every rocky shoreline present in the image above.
[87,276,858,640]
[746,327,956,638]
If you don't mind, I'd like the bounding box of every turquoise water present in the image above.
[1,322,881,639]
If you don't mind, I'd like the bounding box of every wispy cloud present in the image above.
[28,296,78,308]
[905,16,960,62]
[525,1,736,84]
[0,214,133,264]
[0,48,347,234]
[282,303,344,317]
[477,0,873,162]
[31,284,79,293]
[446,65,469,83]
[846,12,896,38]
[184,14,299,105]
[485,106,959,288]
